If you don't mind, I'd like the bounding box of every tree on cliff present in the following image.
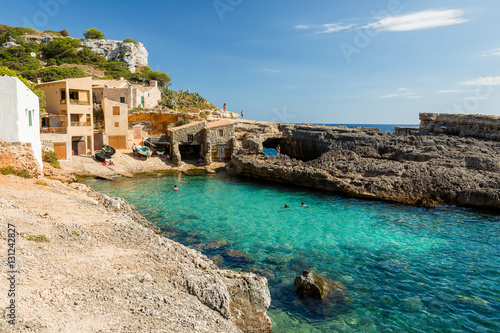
[83,28,106,40]
[139,66,171,87]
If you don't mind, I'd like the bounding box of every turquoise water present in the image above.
[87,175,500,332]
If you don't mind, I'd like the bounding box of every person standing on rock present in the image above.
[223,103,226,111]
[276,144,281,158]
[241,110,244,119]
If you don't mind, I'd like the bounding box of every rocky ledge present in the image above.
[232,120,500,211]
[0,176,272,332]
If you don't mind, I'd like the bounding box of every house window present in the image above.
[218,129,224,137]
[141,96,144,106]
[113,106,120,115]
[27,110,32,127]
[86,114,91,125]
[69,91,79,100]
[120,97,125,103]
[187,134,194,142]
[115,122,120,128]
[148,93,150,97]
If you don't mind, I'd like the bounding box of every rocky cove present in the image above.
[231,113,500,211]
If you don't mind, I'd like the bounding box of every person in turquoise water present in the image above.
[301,202,309,208]
[173,185,179,191]
[284,204,289,209]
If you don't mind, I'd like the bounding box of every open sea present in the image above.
[87,171,500,332]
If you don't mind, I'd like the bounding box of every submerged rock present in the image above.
[294,270,347,301]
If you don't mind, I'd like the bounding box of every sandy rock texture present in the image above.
[81,39,148,73]
[232,122,500,211]
[0,175,271,332]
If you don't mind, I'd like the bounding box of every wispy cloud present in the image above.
[366,9,468,32]
[482,48,500,57]
[295,9,468,34]
[438,89,476,93]
[379,88,421,99]
[462,76,500,86]
[316,23,354,34]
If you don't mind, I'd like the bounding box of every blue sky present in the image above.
[2,0,500,124]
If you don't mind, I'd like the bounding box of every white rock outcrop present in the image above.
[81,39,149,73]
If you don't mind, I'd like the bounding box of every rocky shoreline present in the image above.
[0,175,272,332]
[231,115,500,211]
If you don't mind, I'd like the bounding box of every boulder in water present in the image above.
[294,270,347,301]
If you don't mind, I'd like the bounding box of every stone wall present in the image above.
[206,124,234,146]
[0,141,42,177]
[41,140,54,153]
[168,121,206,144]
[419,113,500,141]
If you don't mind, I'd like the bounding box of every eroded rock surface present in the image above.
[232,121,500,211]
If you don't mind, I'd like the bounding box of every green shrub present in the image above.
[174,119,191,127]
[43,30,63,37]
[35,180,48,186]
[20,66,86,83]
[0,25,36,44]
[42,151,60,169]
[60,29,71,37]
[71,230,80,236]
[83,28,105,40]
[123,38,137,44]
[0,166,32,178]
[21,233,50,242]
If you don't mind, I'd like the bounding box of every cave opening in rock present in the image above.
[262,138,323,161]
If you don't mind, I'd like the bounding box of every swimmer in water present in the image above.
[301,202,309,208]
[284,204,289,208]
[173,185,179,191]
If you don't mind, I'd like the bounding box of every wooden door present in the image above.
[53,142,66,160]
[94,132,103,150]
[108,136,127,149]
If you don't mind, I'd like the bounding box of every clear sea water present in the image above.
[87,174,500,333]
[318,124,419,134]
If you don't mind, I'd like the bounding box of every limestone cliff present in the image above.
[81,39,148,73]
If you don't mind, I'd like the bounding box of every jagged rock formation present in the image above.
[294,271,347,301]
[419,113,500,141]
[231,118,500,211]
[81,39,148,73]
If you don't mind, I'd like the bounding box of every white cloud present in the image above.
[316,23,354,34]
[438,89,475,93]
[379,89,421,99]
[366,9,468,32]
[462,76,500,86]
[482,48,500,57]
[295,9,467,35]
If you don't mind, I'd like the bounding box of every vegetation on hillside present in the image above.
[83,28,105,40]
[0,25,215,113]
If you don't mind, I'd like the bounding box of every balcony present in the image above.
[60,99,90,105]
[41,127,68,134]
[70,121,91,127]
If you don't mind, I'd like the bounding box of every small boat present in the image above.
[137,147,152,157]
[102,145,116,156]
[95,152,111,162]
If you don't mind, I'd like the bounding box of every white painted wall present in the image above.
[0,76,43,173]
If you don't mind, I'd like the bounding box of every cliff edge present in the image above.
[0,175,272,332]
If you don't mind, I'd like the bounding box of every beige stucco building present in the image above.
[101,98,129,149]
[38,77,94,160]
[92,79,161,109]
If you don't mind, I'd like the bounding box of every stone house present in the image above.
[37,77,94,160]
[167,121,206,165]
[167,119,235,166]
[92,79,161,109]
[204,119,234,164]
[101,98,129,149]
[0,76,43,172]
